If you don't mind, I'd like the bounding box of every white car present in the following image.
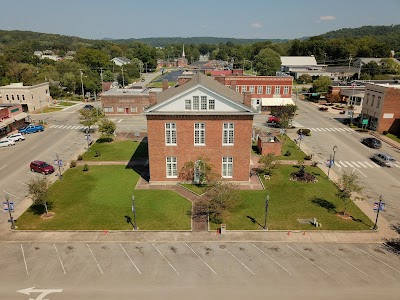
[0,139,16,147]
[7,133,25,142]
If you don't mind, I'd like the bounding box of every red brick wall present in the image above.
[147,115,253,182]
[101,94,150,115]
[257,137,282,156]
[377,88,400,133]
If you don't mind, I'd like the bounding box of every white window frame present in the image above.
[257,86,263,94]
[185,99,191,110]
[249,86,255,93]
[166,157,178,178]
[130,107,137,113]
[208,99,215,110]
[275,86,281,94]
[117,107,124,113]
[266,86,271,94]
[194,123,205,145]
[201,96,207,110]
[242,86,247,94]
[104,107,113,113]
[193,96,199,110]
[283,86,289,94]
[222,123,234,145]
[236,86,240,93]
[222,157,233,178]
[165,123,177,145]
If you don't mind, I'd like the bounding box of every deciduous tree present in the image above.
[336,170,363,216]
[28,177,50,215]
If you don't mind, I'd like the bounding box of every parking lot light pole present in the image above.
[5,194,15,230]
[56,153,62,180]
[373,195,383,230]
[132,194,137,230]
[327,145,338,179]
[264,194,269,230]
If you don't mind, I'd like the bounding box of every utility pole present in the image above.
[100,67,104,93]
[80,70,85,100]
[373,195,383,230]
[348,54,353,75]
[323,53,328,66]
[121,66,125,88]
[56,153,62,180]
[5,193,15,230]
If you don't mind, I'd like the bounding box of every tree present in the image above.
[298,74,312,84]
[77,108,103,133]
[258,154,280,175]
[98,118,116,138]
[205,182,240,224]
[312,76,332,93]
[179,157,218,185]
[254,48,281,76]
[27,177,50,215]
[270,104,298,129]
[336,170,363,216]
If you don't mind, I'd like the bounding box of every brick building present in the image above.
[144,72,258,184]
[214,75,294,111]
[361,83,400,134]
[101,88,163,115]
[0,104,28,137]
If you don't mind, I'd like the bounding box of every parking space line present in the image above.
[86,244,104,275]
[319,245,367,276]
[3,191,21,199]
[286,245,330,276]
[54,244,66,275]
[252,244,292,275]
[185,243,217,275]
[0,165,6,171]
[224,248,255,275]
[354,246,400,274]
[119,244,141,275]
[20,245,29,275]
[30,145,38,150]
[152,244,179,275]
[17,180,28,186]
[53,131,59,135]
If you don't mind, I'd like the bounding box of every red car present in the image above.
[30,161,55,175]
[268,116,280,123]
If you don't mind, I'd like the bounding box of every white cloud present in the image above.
[251,22,262,28]
[319,15,336,21]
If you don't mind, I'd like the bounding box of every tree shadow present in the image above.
[246,215,264,229]
[311,197,337,214]
[96,137,113,143]
[390,223,400,234]
[27,202,54,215]
[349,216,370,227]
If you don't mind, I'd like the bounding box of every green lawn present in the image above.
[180,184,208,195]
[276,135,307,161]
[210,165,373,230]
[386,133,400,144]
[82,140,148,161]
[148,81,176,88]
[57,101,77,107]
[16,165,191,230]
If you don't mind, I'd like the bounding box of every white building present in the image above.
[111,57,131,66]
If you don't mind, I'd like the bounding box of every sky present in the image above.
[1,0,400,40]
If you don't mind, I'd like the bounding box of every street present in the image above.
[0,241,399,300]
[292,98,400,224]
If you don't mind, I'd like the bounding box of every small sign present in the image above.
[3,202,8,211]
[3,202,14,211]
[373,202,379,211]
[132,205,135,212]
[373,202,385,211]
[362,119,368,125]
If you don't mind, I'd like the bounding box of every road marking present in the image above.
[17,180,28,186]
[54,244,66,275]
[354,168,367,178]
[86,244,104,275]
[354,246,400,274]
[351,161,361,168]
[224,248,255,275]
[363,162,376,168]
[0,165,7,171]
[344,128,352,132]
[20,245,29,275]
[49,125,56,128]
[118,119,123,123]
[325,128,332,132]
[318,245,367,276]
[286,245,330,276]
[17,287,63,299]
[186,243,217,275]
[152,244,179,275]
[252,244,292,275]
[30,145,38,150]
[315,128,323,131]
[357,162,367,168]
[3,191,21,199]
[335,161,346,168]
[119,244,141,274]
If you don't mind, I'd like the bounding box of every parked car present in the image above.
[6,133,25,142]
[362,137,382,149]
[267,116,280,123]
[18,124,44,134]
[30,161,55,175]
[371,153,396,167]
[0,138,16,147]
[83,104,94,110]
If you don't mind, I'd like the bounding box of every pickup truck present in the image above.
[18,124,44,134]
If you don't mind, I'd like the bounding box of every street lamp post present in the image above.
[80,70,85,100]
[263,194,269,230]
[5,193,15,230]
[327,145,338,179]
[132,194,137,230]
[56,153,62,180]
[298,129,304,150]
[373,195,383,230]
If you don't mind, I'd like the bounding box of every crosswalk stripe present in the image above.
[310,128,316,131]
[344,128,352,132]
[356,162,367,168]
[49,125,56,128]
[340,161,352,167]
[351,162,361,168]
[393,164,400,168]
[325,128,332,131]
[363,161,376,168]
[315,128,322,131]
[329,128,338,131]
[65,126,73,129]
[337,128,346,132]
[335,161,347,167]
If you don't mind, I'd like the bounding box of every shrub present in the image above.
[94,151,101,157]
[77,155,83,161]
[83,164,89,172]
[304,154,313,161]
[311,161,318,167]
[284,150,292,157]
[298,128,311,136]
[70,161,77,168]
[383,131,388,135]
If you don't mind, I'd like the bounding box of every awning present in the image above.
[13,112,28,121]
[259,98,295,106]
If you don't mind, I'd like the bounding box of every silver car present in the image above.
[372,153,396,167]
[7,133,25,142]
[0,138,16,147]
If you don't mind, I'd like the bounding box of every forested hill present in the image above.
[111,37,288,46]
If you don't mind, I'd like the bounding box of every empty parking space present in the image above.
[0,244,28,279]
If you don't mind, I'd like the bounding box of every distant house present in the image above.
[352,57,400,67]
[280,56,329,79]
[111,57,131,66]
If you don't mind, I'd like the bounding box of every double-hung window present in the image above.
[165,123,177,145]
[185,99,191,110]
[275,86,281,94]
[201,96,207,110]
[193,96,199,110]
[166,157,177,178]
[257,86,263,94]
[249,86,255,93]
[266,86,271,94]
[223,123,234,145]
[208,99,215,110]
[222,157,233,178]
[283,86,289,94]
[242,86,247,94]
[194,123,205,145]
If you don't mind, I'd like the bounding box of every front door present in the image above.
[125,107,129,114]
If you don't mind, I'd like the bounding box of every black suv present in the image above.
[362,137,382,149]
[83,104,94,110]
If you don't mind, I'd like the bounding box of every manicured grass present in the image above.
[148,81,176,88]
[276,135,307,161]
[210,165,373,231]
[32,107,63,113]
[16,165,191,230]
[386,133,400,144]
[180,184,208,195]
[82,140,148,161]
[57,101,77,107]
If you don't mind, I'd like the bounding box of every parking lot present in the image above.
[1,241,399,299]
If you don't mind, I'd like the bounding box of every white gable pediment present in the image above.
[150,85,252,113]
